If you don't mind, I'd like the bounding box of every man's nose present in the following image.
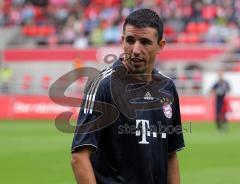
[132,41,141,57]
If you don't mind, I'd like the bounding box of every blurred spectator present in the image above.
[0,10,4,26]
[73,34,89,48]
[103,20,121,44]
[89,26,104,46]
[0,66,13,93]
[21,2,35,24]
[0,0,239,46]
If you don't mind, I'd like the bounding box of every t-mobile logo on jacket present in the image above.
[135,119,160,144]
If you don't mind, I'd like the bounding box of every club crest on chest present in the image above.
[160,97,173,119]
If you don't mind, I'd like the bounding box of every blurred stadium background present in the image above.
[0,0,240,183]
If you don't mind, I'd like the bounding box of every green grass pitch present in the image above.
[0,120,239,184]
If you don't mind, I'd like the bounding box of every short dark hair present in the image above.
[123,9,164,42]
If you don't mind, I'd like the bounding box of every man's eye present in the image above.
[141,40,151,45]
[126,38,135,44]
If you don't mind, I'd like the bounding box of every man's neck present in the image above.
[130,73,152,82]
[122,61,152,82]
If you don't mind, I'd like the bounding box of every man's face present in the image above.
[122,24,165,74]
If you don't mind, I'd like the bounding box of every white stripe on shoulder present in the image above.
[83,68,112,113]
[86,69,113,114]
[83,68,113,114]
[88,70,113,114]
[157,70,173,80]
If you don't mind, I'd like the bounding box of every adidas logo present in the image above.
[144,91,154,100]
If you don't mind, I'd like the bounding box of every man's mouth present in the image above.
[130,58,145,67]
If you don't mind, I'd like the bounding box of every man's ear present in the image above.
[121,35,124,48]
[158,39,166,50]
[121,35,124,42]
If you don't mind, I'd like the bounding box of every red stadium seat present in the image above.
[197,22,209,33]
[37,26,48,36]
[29,26,38,36]
[187,34,201,43]
[22,25,56,37]
[164,25,175,36]
[186,22,197,34]
[202,5,217,20]
[34,6,44,22]
[177,33,201,43]
[186,22,209,34]
[46,26,55,35]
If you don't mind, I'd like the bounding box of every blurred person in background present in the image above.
[211,70,231,132]
[0,65,13,94]
[1,0,240,46]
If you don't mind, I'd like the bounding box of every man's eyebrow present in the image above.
[140,37,153,43]
[124,35,153,44]
[125,35,134,39]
